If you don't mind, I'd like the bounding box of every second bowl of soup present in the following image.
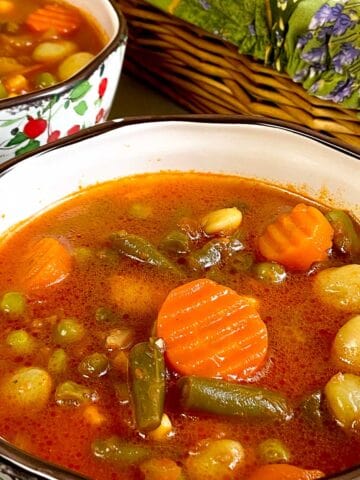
[0,0,126,163]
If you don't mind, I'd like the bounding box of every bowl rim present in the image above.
[0,114,359,174]
[0,0,127,111]
[0,114,359,480]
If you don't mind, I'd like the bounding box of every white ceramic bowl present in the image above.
[0,0,126,164]
[0,116,359,480]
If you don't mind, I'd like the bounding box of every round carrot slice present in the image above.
[258,203,334,271]
[156,278,268,380]
[248,464,324,480]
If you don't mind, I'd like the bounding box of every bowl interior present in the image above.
[0,119,359,237]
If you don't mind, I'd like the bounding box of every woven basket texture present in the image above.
[117,0,360,148]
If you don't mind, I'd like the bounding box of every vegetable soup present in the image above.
[0,172,359,480]
[0,0,107,98]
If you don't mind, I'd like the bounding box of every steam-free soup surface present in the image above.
[0,173,359,480]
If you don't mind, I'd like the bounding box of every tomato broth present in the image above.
[0,172,359,480]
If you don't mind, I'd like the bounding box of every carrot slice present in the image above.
[18,237,72,294]
[258,203,334,271]
[248,464,324,480]
[156,278,268,380]
[26,3,81,34]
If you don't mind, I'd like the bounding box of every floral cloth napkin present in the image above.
[146,0,360,109]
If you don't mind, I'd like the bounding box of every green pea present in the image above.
[0,81,8,99]
[55,380,98,406]
[6,330,35,355]
[0,292,26,315]
[78,353,109,378]
[53,318,85,345]
[48,348,68,375]
[73,246,94,264]
[253,262,286,284]
[35,72,57,89]
[257,438,291,464]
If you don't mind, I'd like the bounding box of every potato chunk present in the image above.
[332,315,360,374]
[325,372,360,430]
[313,264,360,312]
[109,274,169,317]
[0,367,52,412]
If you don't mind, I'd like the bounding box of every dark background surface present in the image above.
[109,73,187,118]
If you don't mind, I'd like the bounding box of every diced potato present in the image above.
[111,351,128,376]
[4,74,28,93]
[0,56,22,76]
[83,405,106,426]
[332,315,360,374]
[325,372,360,430]
[0,367,52,411]
[140,457,183,480]
[58,52,94,81]
[148,413,173,441]
[109,274,169,317]
[32,40,78,64]
[313,264,360,312]
[185,439,245,480]
[105,328,134,351]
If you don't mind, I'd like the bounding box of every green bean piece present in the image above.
[300,390,325,427]
[228,252,254,273]
[0,81,8,99]
[92,436,151,465]
[326,210,360,257]
[35,72,57,89]
[0,291,26,315]
[78,353,109,378]
[257,438,291,464]
[6,329,35,355]
[187,239,227,270]
[53,318,85,345]
[48,348,68,375]
[178,376,293,422]
[55,381,98,406]
[109,230,182,275]
[253,262,286,284]
[129,340,166,432]
[160,230,190,254]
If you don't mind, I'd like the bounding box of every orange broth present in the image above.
[0,172,359,479]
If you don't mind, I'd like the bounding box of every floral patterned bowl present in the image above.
[0,0,127,164]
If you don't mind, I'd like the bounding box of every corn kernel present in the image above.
[201,207,243,236]
[148,413,173,441]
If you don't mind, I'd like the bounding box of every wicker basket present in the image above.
[117,0,360,148]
